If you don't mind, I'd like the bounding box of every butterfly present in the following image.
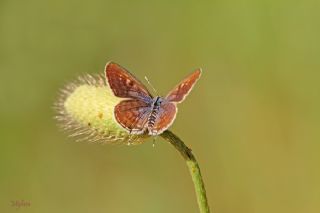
[105,62,202,136]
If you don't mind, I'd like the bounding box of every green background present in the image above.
[1,0,320,212]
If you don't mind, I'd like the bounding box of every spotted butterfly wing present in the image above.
[114,99,151,134]
[149,69,202,135]
[166,69,202,103]
[105,62,153,100]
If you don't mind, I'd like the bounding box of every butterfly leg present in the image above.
[152,136,157,148]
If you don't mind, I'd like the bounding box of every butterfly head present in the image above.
[153,96,164,107]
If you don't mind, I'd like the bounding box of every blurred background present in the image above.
[1,0,320,212]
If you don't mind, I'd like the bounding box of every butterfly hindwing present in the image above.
[114,99,152,134]
[105,62,153,100]
[166,69,201,103]
[149,102,177,135]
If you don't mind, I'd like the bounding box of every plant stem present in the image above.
[160,130,211,213]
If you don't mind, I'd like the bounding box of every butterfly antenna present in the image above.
[144,76,159,96]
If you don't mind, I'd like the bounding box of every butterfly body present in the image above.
[147,96,165,130]
[105,62,201,136]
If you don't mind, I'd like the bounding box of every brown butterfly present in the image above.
[105,62,201,135]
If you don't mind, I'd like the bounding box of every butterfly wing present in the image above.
[148,102,177,135]
[114,99,152,134]
[105,62,153,100]
[166,69,202,103]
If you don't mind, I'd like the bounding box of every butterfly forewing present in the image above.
[149,102,177,135]
[166,69,201,103]
[114,99,152,134]
[105,62,153,100]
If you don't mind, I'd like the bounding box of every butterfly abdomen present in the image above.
[148,109,158,128]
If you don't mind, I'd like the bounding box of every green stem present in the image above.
[160,130,211,213]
